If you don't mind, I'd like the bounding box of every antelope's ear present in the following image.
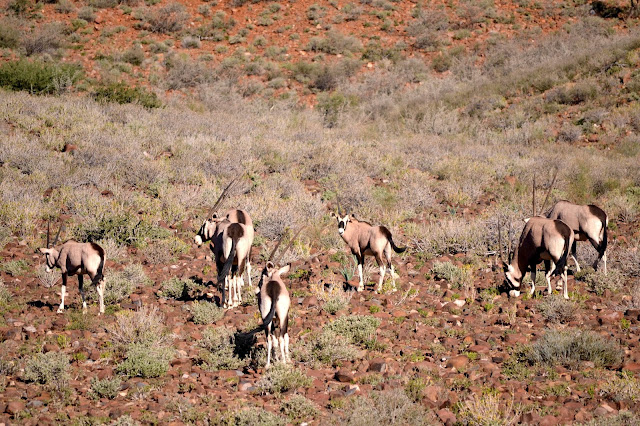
[278,264,291,276]
[266,261,275,269]
[345,214,350,222]
[501,261,509,271]
[330,211,337,218]
[523,217,530,223]
[211,213,218,219]
[39,248,48,254]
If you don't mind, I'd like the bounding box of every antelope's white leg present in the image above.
[571,254,581,273]
[377,265,386,293]
[545,262,555,294]
[284,333,290,363]
[390,264,397,292]
[79,276,87,315]
[246,260,252,287]
[602,251,607,275]
[266,334,272,368]
[97,280,106,315]
[357,263,364,292]
[563,267,569,299]
[509,289,521,297]
[529,269,536,296]
[58,284,66,313]
[278,335,286,364]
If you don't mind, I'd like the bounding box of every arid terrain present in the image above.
[1,0,640,424]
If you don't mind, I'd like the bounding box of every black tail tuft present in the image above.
[246,293,279,336]
[218,237,237,306]
[390,237,406,253]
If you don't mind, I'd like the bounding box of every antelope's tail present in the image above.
[218,237,237,305]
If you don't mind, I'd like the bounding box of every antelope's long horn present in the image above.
[46,219,51,248]
[52,222,65,247]
[539,168,558,215]
[273,225,306,265]
[267,228,289,262]
[507,222,513,264]
[207,176,240,218]
[336,193,343,216]
[532,174,537,217]
[497,218,503,261]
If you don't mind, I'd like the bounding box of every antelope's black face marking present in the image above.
[194,219,213,246]
[337,215,349,235]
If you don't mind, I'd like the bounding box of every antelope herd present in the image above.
[35,176,610,366]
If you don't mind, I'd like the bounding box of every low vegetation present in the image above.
[255,363,312,395]
[197,327,244,370]
[23,352,70,393]
[336,389,434,425]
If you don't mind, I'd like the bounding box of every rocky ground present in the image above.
[0,217,639,425]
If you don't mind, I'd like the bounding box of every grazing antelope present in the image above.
[546,200,608,274]
[216,220,253,309]
[256,261,291,368]
[503,216,574,299]
[38,221,106,314]
[331,212,406,293]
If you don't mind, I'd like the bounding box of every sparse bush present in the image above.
[1,259,29,276]
[165,54,213,89]
[524,328,623,369]
[55,0,75,13]
[142,237,189,264]
[431,261,472,290]
[293,329,358,367]
[110,305,171,347]
[280,394,319,423]
[96,238,127,262]
[218,407,286,426]
[23,352,70,392]
[198,327,244,370]
[310,281,352,314]
[181,35,201,49]
[159,277,201,300]
[116,343,173,378]
[583,268,623,295]
[538,295,578,323]
[255,363,312,395]
[0,280,11,306]
[337,389,433,425]
[325,315,380,347]
[77,6,95,21]
[89,376,121,400]
[88,0,117,8]
[0,17,21,48]
[190,301,224,325]
[600,373,640,403]
[93,82,161,108]
[576,411,640,426]
[305,31,362,55]
[119,45,145,66]
[22,23,65,56]
[143,3,188,34]
[37,264,59,288]
[457,393,521,426]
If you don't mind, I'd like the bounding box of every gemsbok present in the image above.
[502,216,574,299]
[257,261,291,368]
[38,221,107,314]
[332,211,406,293]
[546,200,608,274]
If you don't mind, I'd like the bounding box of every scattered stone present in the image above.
[6,401,25,415]
[436,408,456,425]
[335,369,354,383]
[446,355,468,369]
[368,359,387,373]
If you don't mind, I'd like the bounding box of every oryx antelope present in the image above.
[503,216,574,299]
[256,261,291,368]
[38,221,106,314]
[546,200,608,274]
[332,212,406,293]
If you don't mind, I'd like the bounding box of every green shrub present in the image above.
[524,328,623,369]
[337,389,433,425]
[405,377,426,402]
[93,82,161,109]
[0,279,10,306]
[89,376,121,400]
[190,301,224,325]
[110,305,171,347]
[431,261,472,289]
[159,277,201,300]
[293,329,358,367]
[457,393,521,426]
[0,18,21,48]
[143,2,188,33]
[600,373,640,402]
[23,352,70,392]
[198,327,244,370]
[255,363,312,395]
[1,259,28,276]
[325,315,380,347]
[582,269,623,295]
[22,23,65,56]
[305,31,362,55]
[116,343,173,378]
[119,45,145,66]
[280,394,319,423]
[142,237,189,264]
[576,411,640,426]
[538,295,578,323]
[218,407,285,426]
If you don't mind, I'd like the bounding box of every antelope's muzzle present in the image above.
[194,235,203,246]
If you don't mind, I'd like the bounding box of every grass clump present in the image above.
[522,328,623,370]
[116,343,173,378]
[0,279,11,306]
[336,389,433,425]
[198,327,243,371]
[217,406,285,426]
[89,376,121,400]
[23,352,70,393]
[1,259,29,276]
[159,277,201,300]
[143,2,188,33]
[325,314,380,347]
[280,394,319,424]
[293,329,359,367]
[600,373,640,403]
[142,237,189,264]
[255,363,312,395]
[190,301,224,325]
[538,295,578,323]
[457,393,521,426]
[0,59,82,94]
[110,306,171,347]
[93,82,161,109]
[311,281,352,314]
[431,261,472,290]
[582,269,624,295]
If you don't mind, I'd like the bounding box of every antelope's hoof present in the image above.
[357,286,364,292]
[57,308,64,314]
[508,290,520,298]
